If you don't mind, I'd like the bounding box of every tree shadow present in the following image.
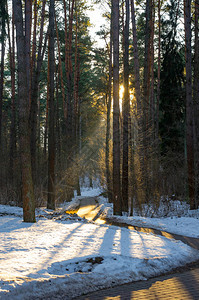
[0,216,33,233]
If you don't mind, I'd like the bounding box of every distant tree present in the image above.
[159,0,185,155]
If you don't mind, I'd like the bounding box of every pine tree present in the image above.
[13,0,35,222]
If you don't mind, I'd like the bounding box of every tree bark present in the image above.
[55,13,65,117]
[106,10,113,203]
[112,0,122,215]
[7,3,17,184]
[130,0,144,211]
[30,0,47,185]
[194,0,199,207]
[0,0,6,149]
[122,0,130,213]
[143,0,153,203]
[156,0,161,139]
[47,0,56,210]
[13,0,35,222]
[184,0,195,209]
[25,0,32,107]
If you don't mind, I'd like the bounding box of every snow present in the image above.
[0,189,199,299]
[98,197,199,238]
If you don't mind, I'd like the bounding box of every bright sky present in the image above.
[86,0,108,47]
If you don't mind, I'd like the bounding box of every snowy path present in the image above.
[75,197,199,250]
[1,195,199,299]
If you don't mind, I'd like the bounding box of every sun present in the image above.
[119,84,124,99]
[119,85,124,112]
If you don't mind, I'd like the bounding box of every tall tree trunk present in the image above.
[106,4,113,203]
[156,0,161,139]
[25,0,32,107]
[149,0,155,126]
[44,53,50,160]
[143,0,152,127]
[73,5,79,140]
[30,0,47,185]
[122,0,130,213]
[55,72,61,173]
[13,0,35,222]
[55,13,65,116]
[184,0,195,209]
[143,0,153,203]
[47,0,56,210]
[7,3,17,184]
[0,1,6,149]
[62,0,75,202]
[73,6,81,196]
[112,0,122,215]
[194,0,199,207]
[106,11,113,203]
[31,0,37,79]
[130,0,144,211]
[63,0,68,121]
[67,0,75,151]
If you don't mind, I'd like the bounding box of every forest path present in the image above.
[76,196,106,224]
[75,197,199,300]
[77,196,199,250]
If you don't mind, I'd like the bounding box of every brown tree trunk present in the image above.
[67,0,75,150]
[73,6,79,140]
[63,0,68,120]
[47,0,56,210]
[0,1,6,149]
[194,0,199,207]
[143,0,152,127]
[184,0,195,209]
[106,9,113,203]
[156,0,161,139]
[143,0,153,203]
[25,0,32,107]
[44,53,50,160]
[122,0,130,213]
[7,3,17,184]
[149,0,155,126]
[112,0,122,215]
[30,0,47,185]
[130,0,144,211]
[55,13,66,116]
[31,0,37,79]
[55,72,61,171]
[73,6,81,197]
[13,0,35,222]
[130,0,142,113]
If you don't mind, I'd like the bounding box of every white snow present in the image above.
[98,197,199,238]
[0,189,199,299]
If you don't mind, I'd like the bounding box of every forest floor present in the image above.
[0,188,199,299]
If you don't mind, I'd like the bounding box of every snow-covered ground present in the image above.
[97,196,199,238]
[0,188,199,299]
